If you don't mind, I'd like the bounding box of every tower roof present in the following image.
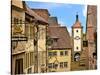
[72,13,82,28]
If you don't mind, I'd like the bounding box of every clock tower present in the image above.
[72,13,83,61]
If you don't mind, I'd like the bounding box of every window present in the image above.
[48,52,52,56]
[60,62,63,68]
[54,38,58,42]
[15,58,23,74]
[53,63,57,69]
[54,64,58,69]
[53,51,57,56]
[76,30,78,32]
[93,52,97,59]
[14,17,18,24]
[53,38,58,47]
[60,51,68,56]
[48,63,58,69]
[48,63,52,68]
[19,19,22,24]
[53,63,55,68]
[83,41,88,47]
[64,62,68,68]
[60,51,63,56]
[65,51,68,55]
[48,51,57,56]
[60,62,68,68]
[46,37,53,46]
[76,46,78,50]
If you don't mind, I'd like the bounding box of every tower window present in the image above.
[76,46,78,50]
[76,30,78,32]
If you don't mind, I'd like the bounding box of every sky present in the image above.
[26,1,87,34]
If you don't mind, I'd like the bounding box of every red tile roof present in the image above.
[23,2,48,24]
[48,26,72,50]
[72,14,83,28]
[72,20,82,28]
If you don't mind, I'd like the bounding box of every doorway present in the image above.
[15,58,23,74]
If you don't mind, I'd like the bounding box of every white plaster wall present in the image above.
[73,28,82,38]
[73,28,82,51]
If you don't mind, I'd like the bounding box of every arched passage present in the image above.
[74,53,80,61]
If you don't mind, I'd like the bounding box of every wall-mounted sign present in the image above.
[13,25,23,35]
[12,37,27,41]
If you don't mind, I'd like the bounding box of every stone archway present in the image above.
[74,53,80,61]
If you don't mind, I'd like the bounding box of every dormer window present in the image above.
[53,38,58,47]
[46,37,53,46]
[54,38,58,42]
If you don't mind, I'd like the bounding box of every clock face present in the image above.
[74,36,80,40]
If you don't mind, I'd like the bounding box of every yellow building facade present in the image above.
[48,49,71,72]
[47,26,72,72]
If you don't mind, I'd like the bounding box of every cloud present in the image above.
[83,5,87,17]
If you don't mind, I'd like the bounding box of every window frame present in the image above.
[60,62,63,68]
[60,51,64,56]
[64,62,68,68]
[65,51,68,56]
[48,63,52,68]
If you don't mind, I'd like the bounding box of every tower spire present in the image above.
[72,12,82,28]
[76,12,79,22]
